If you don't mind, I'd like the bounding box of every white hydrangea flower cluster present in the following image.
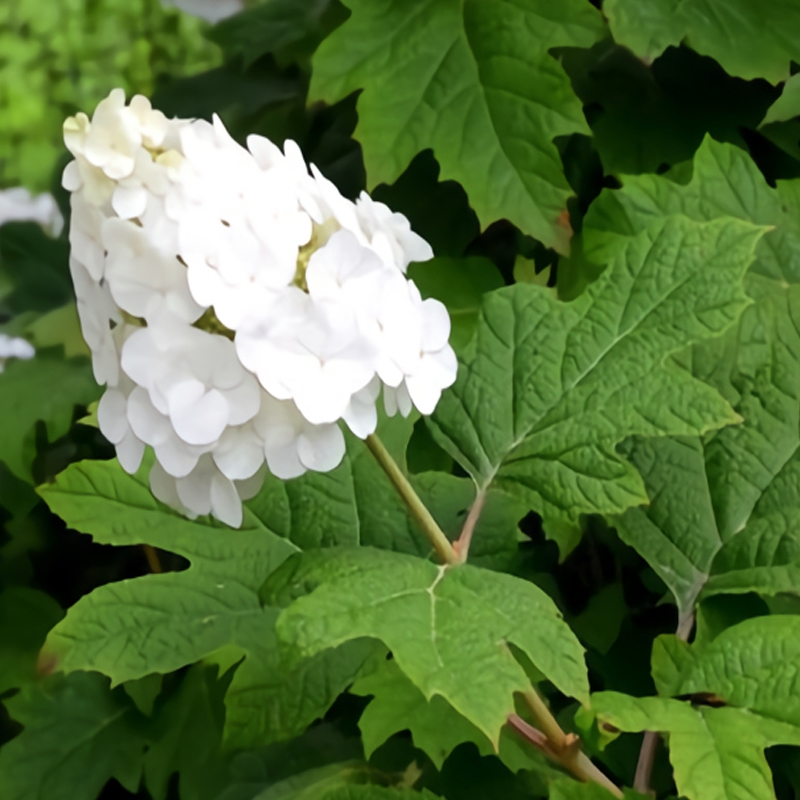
[0,334,35,374]
[64,89,456,527]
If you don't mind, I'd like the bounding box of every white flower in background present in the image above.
[0,187,64,237]
[64,89,457,526]
[160,0,245,24]
[0,334,35,374]
[0,188,64,378]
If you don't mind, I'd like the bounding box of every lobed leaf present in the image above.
[0,673,146,800]
[586,692,800,800]
[428,215,761,531]
[604,0,800,83]
[584,138,800,614]
[351,657,493,768]
[0,352,100,481]
[37,457,371,749]
[310,0,605,253]
[652,615,800,729]
[264,546,588,746]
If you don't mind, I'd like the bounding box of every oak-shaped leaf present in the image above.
[583,138,800,619]
[427,215,762,531]
[584,693,800,800]
[310,0,605,253]
[603,0,800,83]
[263,546,588,746]
[351,657,554,775]
[0,672,147,800]
[37,457,372,750]
[652,615,800,728]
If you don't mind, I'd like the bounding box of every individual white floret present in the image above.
[124,385,210,477]
[69,257,128,386]
[120,323,261,448]
[96,377,147,474]
[149,455,250,528]
[71,89,142,181]
[354,191,433,271]
[101,218,203,324]
[67,194,107,281]
[254,393,346,479]
[235,286,376,426]
[370,275,457,415]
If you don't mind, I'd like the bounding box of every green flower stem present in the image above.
[365,433,458,565]
[521,687,623,798]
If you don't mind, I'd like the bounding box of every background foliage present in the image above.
[2,1,800,799]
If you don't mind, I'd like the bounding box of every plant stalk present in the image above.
[143,544,162,573]
[365,433,458,565]
[634,609,696,794]
[520,686,623,798]
[453,489,486,564]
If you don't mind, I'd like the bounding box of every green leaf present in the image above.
[584,139,800,612]
[614,437,718,624]
[241,762,368,800]
[0,672,146,800]
[351,657,493,768]
[264,546,588,746]
[0,222,72,315]
[0,461,39,525]
[603,0,800,83]
[37,458,371,749]
[208,0,347,67]
[586,692,800,800]
[584,136,800,285]
[142,666,229,800]
[549,778,645,800]
[218,637,376,751]
[0,587,62,693]
[0,352,100,480]
[652,615,800,728]
[321,789,440,800]
[123,673,163,717]
[703,428,800,597]
[762,74,800,126]
[24,302,90,359]
[310,0,605,253]
[427,215,759,530]
[351,657,543,773]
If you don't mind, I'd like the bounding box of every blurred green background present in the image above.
[0,0,230,192]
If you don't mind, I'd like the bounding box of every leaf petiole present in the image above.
[452,489,486,564]
[519,685,624,797]
[365,433,459,565]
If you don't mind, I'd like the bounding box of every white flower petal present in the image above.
[210,473,243,527]
[116,430,145,474]
[97,389,129,444]
[297,423,345,473]
[168,381,230,445]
